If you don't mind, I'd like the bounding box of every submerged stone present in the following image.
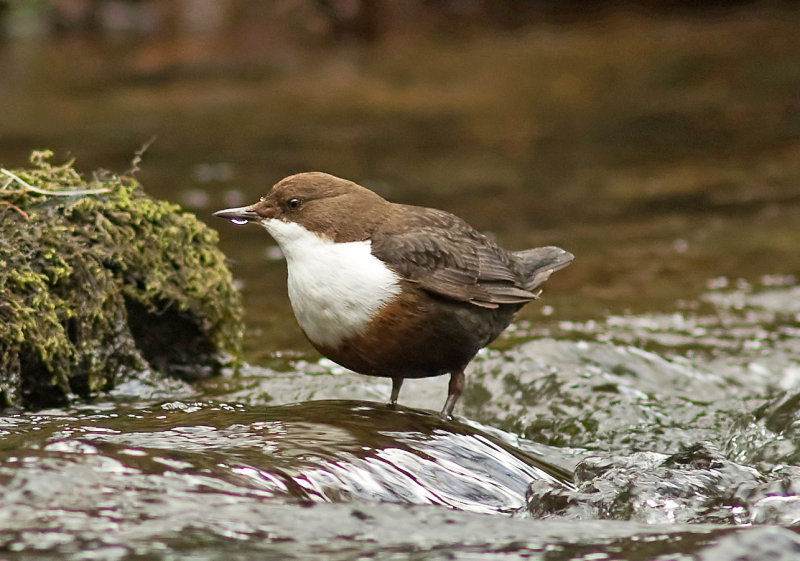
[0,151,243,408]
[527,443,765,524]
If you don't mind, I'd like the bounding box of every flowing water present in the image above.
[2,281,800,559]
[1,4,800,559]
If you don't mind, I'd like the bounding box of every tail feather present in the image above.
[513,246,574,293]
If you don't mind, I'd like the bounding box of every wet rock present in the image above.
[0,399,573,515]
[0,151,243,409]
[744,466,800,526]
[527,443,764,524]
[723,391,800,471]
[462,339,754,453]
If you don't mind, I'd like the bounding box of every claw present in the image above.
[440,371,465,418]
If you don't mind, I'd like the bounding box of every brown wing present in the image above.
[370,206,537,309]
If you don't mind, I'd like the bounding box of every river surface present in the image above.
[1,4,800,559]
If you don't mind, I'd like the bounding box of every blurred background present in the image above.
[1,0,798,361]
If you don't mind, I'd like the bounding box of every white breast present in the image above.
[260,218,402,348]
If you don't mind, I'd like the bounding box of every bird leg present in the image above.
[390,377,404,407]
[440,370,465,418]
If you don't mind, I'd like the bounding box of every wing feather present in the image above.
[370,206,537,307]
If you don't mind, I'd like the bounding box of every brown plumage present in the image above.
[215,172,573,417]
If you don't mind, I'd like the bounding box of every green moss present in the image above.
[0,151,243,408]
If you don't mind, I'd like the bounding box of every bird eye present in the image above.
[287,197,301,210]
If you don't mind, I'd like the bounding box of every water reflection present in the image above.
[0,400,572,517]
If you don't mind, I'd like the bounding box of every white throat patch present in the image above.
[260,218,402,348]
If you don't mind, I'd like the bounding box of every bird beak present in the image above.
[213,205,260,225]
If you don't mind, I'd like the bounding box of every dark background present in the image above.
[1,0,798,361]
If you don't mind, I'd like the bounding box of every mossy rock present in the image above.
[0,151,243,408]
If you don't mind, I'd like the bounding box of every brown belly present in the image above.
[311,283,520,379]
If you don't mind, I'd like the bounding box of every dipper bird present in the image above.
[214,172,573,417]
